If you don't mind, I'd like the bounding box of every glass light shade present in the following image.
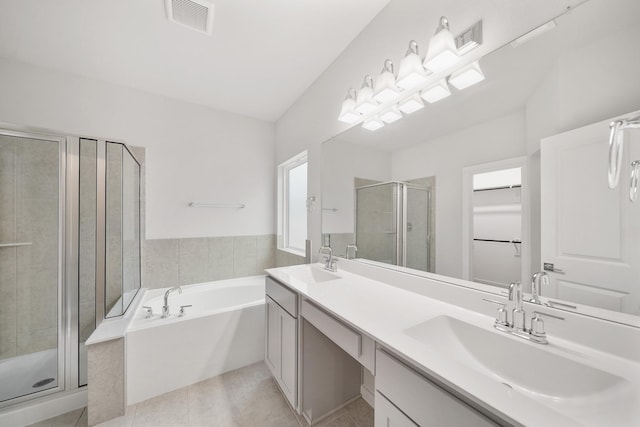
[423,17,460,72]
[338,89,360,124]
[379,105,402,123]
[420,79,451,103]
[362,117,384,131]
[398,94,425,114]
[373,60,401,104]
[449,61,485,90]
[338,98,360,124]
[355,76,378,115]
[397,41,429,90]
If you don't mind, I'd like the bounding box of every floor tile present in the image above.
[344,398,374,427]
[133,388,188,427]
[316,413,358,427]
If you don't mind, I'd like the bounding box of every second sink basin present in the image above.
[404,315,630,403]
[283,264,340,284]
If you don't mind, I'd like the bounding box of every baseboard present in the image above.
[0,388,87,427]
[360,384,375,408]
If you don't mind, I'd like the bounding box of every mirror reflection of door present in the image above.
[541,112,640,315]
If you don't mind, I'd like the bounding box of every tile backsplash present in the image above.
[143,234,302,289]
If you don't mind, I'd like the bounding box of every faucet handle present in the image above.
[482,299,511,332]
[529,311,564,344]
[179,305,192,316]
[142,306,154,318]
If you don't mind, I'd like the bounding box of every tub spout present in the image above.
[162,286,182,318]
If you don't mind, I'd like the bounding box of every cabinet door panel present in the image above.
[280,311,297,407]
[375,391,418,427]
[265,296,281,377]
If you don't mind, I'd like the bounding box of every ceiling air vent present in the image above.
[165,0,214,35]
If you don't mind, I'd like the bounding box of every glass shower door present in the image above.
[405,186,431,272]
[355,182,399,266]
[0,132,63,404]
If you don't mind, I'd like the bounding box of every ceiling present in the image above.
[0,0,390,122]
[334,0,640,151]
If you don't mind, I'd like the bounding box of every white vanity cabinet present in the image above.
[375,349,501,427]
[265,277,298,408]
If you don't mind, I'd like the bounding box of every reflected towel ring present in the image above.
[630,161,640,202]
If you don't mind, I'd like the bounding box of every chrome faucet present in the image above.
[483,280,564,345]
[509,281,526,332]
[528,271,549,304]
[318,246,337,272]
[162,286,182,318]
[346,244,358,260]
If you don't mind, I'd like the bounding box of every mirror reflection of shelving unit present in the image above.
[471,167,522,288]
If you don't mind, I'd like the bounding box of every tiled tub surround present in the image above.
[144,234,303,289]
[267,261,640,427]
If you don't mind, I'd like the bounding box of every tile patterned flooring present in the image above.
[29,362,373,427]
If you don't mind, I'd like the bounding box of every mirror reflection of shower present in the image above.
[354,178,434,272]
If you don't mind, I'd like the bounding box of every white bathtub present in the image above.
[126,275,266,404]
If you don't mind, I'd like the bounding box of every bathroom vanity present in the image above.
[265,261,640,427]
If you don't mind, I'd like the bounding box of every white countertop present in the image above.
[266,262,640,427]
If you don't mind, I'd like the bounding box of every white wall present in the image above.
[390,111,526,278]
[322,140,391,233]
[0,58,276,239]
[275,0,581,258]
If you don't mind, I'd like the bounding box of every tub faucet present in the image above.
[162,286,182,318]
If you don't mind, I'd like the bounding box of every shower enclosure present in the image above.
[355,181,431,272]
[0,126,141,412]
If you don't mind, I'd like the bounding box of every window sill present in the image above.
[278,247,306,258]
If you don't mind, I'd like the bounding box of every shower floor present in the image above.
[0,348,58,403]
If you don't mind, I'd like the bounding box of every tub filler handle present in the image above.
[179,305,192,317]
[142,306,154,318]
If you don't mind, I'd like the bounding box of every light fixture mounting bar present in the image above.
[455,20,483,55]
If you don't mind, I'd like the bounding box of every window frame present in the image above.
[278,151,308,256]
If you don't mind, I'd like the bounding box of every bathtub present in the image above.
[126,275,266,404]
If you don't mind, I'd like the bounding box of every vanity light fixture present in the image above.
[373,60,402,103]
[362,117,385,131]
[398,93,425,114]
[337,17,484,126]
[449,61,485,90]
[379,105,403,124]
[355,75,378,115]
[397,41,430,90]
[423,16,460,72]
[338,88,361,124]
[421,79,451,103]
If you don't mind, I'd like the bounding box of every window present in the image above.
[278,151,308,255]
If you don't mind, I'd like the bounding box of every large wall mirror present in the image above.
[321,0,640,325]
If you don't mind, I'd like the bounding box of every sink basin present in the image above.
[283,264,340,283]
[404,316,630,403]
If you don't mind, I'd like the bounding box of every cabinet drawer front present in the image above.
[302,300,362,360]
[375,391,418,427]
[266,276,298,317]
[376,349,499,427]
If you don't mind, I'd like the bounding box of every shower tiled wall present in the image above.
[143,234,302,289]
[0,136,59,361]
